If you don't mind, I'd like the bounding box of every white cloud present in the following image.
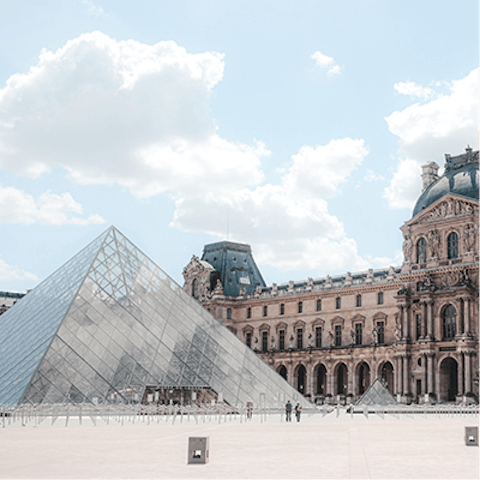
[0,258,38,282]
[385,68,478,209]
[0,185,104,225]
[394,81,434,99]
[0,32,265,199]
[311,51,342,77]
[82,0,107,17]
[171,138,370,272]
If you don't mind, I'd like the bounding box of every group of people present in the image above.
[245,398,303,422]
[285,400,302,422]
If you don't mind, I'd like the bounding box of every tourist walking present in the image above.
[246,397,253,420]
[295,402,302,422]
[285,400,292,422]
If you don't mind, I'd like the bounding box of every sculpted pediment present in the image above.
[406,193,478,227]
[182,255,214,277]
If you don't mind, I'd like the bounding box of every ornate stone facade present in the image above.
[183,149,479,404]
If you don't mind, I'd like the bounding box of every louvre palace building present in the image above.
[183,147,479,405]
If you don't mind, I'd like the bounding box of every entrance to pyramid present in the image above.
[141,386,228,406]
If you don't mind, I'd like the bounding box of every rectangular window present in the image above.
[263,305,268,317]
[262,331,268,352]
[377,321,384,344]
[279,330,285,350]
[280,303,285,315]
[416,314,422,340]
[315,327,322,348]
[335,325,342,347]
[246,332,252,348]
[297,328,303,349]
[336,297,341,309]
[378,292,384,305]
[356,295,362,307]
[247,307,251,319]
[355,323,362,345]
[316,299,322,311]
[298,302,303,313]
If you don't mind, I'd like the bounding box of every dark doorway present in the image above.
[316,364,327,395]
[357,362,370,395]
[277,365,287,381]
[297,364,306,394]
[380,362,394,394]
[336,363,348,395]
[440,357,458,401]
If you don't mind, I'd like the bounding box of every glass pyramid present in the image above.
[0,227,304,406]
[355,379,398,406]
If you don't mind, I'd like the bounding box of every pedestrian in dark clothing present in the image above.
[285,400,292,422]
[246,398,253,420]
[295,402,302,422]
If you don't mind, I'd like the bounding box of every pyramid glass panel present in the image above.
[0,227,305,407]
[355,379,398,406]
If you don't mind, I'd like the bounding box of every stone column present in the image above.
[402,304,409,341]
[396,356,402,395]
[421,302,427,338]
[427,353,434,394]
[327,367,334,396]
[402,355,410,395]
[464,353,471,394]
[456,299,463,337]
[457,354,464,396]
[463,297,470,336]
[426,300,434,340]
[348,359,354,396]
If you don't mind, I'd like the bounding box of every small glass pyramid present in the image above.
[355,378,398,406]
[0,227,304,406]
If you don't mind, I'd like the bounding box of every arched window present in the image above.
[443,304,456,339]
[192,279,199,299]
[356,294,362,307]
[280,303,285,315]
[298,301,303,313]
[417,237,427,263]
[263,305,268,317]
[247,307,251,319]
[378,292,383,305]
[226,308,232,319]
[316,299,322,311]
[448,232,458,259]
[335,297,341,309]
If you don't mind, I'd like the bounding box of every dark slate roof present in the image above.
[355,379,398,406]
[412,148,479,218]
[201,241,266,297]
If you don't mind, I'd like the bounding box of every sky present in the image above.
[0,0,477,293]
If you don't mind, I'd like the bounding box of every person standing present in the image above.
[295,402,302,422]
[285,400,292,422]
[246,398,253,420]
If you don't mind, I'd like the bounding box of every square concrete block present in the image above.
[188,436,210,464]
[465,426,478,446]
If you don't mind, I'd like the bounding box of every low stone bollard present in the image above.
[188,437,210,464]
[465,427,478,446]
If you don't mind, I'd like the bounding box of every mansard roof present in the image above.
[412,148,479,218]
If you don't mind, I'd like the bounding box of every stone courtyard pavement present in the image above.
[0,410,478,479]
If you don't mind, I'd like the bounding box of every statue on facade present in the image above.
[307,333,314,349]
[271,283,278,296]
[428,229,440,258]
[328,331,334,347]
[288,335,295,350]
[464,223,476,252]
[402,234,413,262]
[306,277,314,290]
[394,323,402,342]
[350,330,355,345]
[270,335,276,351]
[372,327,378,345]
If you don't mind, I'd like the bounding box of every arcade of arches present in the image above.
[185,149,479,404]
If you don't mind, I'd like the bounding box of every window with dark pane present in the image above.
[335,325,342,346]
[448,232,458,259]
[296,328,303,349]
[442,304,456,339]
[192,279,199,299]
[315,327,322,348]
[378,292,384,305]
[263,305,268,317]
[376,321,384,344]
[335,297,341,309]
[247,307,251,319]
[417,237,427,263]
[316,299,322,311]
[262,331,268,352]
[246,332,252,348]
[416,313,422,339]
[280,303,285,315]
[226,308,232,319]
[279,329,285,350]
[355,323,362,345]
[356,294,362,307]
[298,301,303,313]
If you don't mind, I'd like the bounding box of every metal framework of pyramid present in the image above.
[0,227,305,406]
[355,379,398,406]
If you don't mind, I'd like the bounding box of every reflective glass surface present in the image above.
[1,227,303,406]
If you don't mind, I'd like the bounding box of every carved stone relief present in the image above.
[418,198,476,224]
[463,223,476,253]
[427,229,440,258]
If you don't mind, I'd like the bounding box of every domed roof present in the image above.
[412,148,479,218]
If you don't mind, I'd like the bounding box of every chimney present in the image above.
[421,162,439,192]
